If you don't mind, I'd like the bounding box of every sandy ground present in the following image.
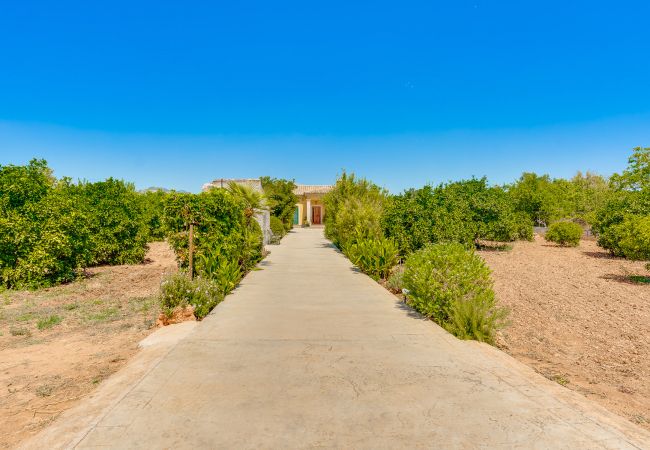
[479,235,650,430]
[0,242,177,449]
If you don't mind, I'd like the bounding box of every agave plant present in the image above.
[197,242,242,295]
[346,236,399,280]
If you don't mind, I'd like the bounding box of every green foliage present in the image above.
[385,265,405,293]
[261,176,298,230]
[163,188,263,277]
[226,182,265,221]
[270,215,286,238]
[508,172,610,226]
[382,179,532,255]
[593,147,650,259]
[37,314,62,330]
[568,172,611,225]
[139,190,170,241]
[545,222,583,247]
[0,160,90,288]
[241,220,264,271]
[599,215,650,260]
[347,237,399,280]
[69,178,148,265]
[197,240,242,294]
[611,147,650,192]
[159,272,224,319]
[323,172,387,250]
[444,293,508,344]
[403,243,505,343]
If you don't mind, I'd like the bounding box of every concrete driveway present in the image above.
[24,228,650,449]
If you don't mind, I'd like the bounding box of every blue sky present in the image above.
[1,1,649,192]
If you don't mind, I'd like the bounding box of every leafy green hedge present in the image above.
[139,190,170,241]
[0,160,150,288]
[270,215,286,238]
[0,160,260,290]
[403,243,506,343]
[382,179,532,255]
[159,188,264,318]
[162,188,263,283]
[0,164,90,288]
[261,176,298,231]
[545,222,583,247]
[69,178,148,265]
[323,172,387,251]
[592,148,650,260]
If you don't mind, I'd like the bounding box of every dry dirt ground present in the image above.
[479,235,650,431]
[0,242,177,449]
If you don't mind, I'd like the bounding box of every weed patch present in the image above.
[10,326,31,337]
[37,315,62,330]
[16,312,35,322]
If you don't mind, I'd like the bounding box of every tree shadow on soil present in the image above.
[600,273,650,285]
[582,250,618,259]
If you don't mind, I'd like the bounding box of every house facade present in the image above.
[293,185,333,226]
[201,178,333,232]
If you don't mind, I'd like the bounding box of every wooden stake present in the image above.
[188,223,194,280]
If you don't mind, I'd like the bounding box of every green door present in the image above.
[293,207,300,225]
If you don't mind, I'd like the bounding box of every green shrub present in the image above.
[323,173,387,249]
[197,241,242,294]
[385,265,405,293]
[444,295,508,344]
[270,215,286,238]
[402,243,505,343]
[382,179,532,256]
[69,178,148,265]
[592,150,650,258]
[599,215,650,260]
[261,177,298,230]
[139,190,170,241]
[241,221,264,271]
[159,272,223,319]
[163,189,262,274]
[507,172,610,227]
[347,237,399,280]
[545,222,583,247]
[0,161,91,288]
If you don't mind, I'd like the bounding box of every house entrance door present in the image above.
[312,206,322,225]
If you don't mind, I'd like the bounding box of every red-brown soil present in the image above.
[0,242,177,449]
[479,235,650,430]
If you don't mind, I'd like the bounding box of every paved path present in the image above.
[38,229,650,449]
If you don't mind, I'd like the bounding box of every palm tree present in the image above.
[226,182,265,223]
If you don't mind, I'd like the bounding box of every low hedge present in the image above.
[545,222,583,247]
[402,242,506,343]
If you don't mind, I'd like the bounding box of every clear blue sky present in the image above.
[1,0,648,192]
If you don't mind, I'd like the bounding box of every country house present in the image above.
[202,179,333,234]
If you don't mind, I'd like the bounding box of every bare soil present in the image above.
[479,235,650,430]
[0,242,177,449]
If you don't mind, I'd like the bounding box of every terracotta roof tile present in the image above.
[293,185,333,195]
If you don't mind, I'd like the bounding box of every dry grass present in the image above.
[0,242,177,449]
